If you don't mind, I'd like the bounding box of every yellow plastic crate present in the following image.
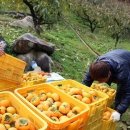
[50,79,109,130]
[14,83,89,130]
[0,54,26,84]
[91,83,116,106]
[101,107,116,130]
[0,80,19,92]
[0,91,48,130]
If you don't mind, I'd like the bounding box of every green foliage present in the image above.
[75,2,105,33]
[31,0,61,23]
[0,0,27,12]
[100,0,130,47]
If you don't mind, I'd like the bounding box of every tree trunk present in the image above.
[115,34,120,48]
[23,0,41,35]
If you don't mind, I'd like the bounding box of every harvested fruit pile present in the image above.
[56,84,100,104]
[91,83,116,96]
[0,99,36,130]
[24,90,82,123]
[22,72,48,85]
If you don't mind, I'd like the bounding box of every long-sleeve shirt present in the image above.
[83,49,130,114]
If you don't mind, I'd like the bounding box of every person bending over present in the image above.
[83,49,130,122]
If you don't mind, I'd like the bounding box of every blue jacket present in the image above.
[83,49,130,114]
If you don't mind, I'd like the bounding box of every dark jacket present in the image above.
[83,49,130,114]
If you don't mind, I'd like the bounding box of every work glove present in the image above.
[110,111,121,122]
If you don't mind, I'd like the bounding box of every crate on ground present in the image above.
[0,54,26,84]
[91,83,116,106]
[102,107,116,130]
[0,80,19,92]
[49,79,109,130]
[0,91,48,130]
[21,72,47,87]
[14,83,89,130]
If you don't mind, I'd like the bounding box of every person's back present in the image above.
[83,49,130,120]
[97,49,130,66]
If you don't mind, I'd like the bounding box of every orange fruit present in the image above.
[82,97,91,104]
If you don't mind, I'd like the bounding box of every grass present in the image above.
[0,14,130,84]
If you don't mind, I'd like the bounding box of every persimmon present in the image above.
[69,88,82,95]
[53,101,61,108]
[4,124,11,129]
[12,114,20,121]
[49,106,63,118]
[0,124,6,130]
[51,93,60,101]
[37,104,44,111]
[41,102,50,111]
[39,94,47,101]
[30,96,40,106]
[2,113,13,124]
[26,93,34,101]
[46,98,54,105]
[51,117,59,122]
[59,102,71,114]
[72,107,81,115]
[73,95,83,101]
[15,117,35,130]
[102,89,108,93]
[0,106,6,114]
[67,110,75,118]
[7,107,16,114]
[52,111,63,118]
[82,92,91,98]
[103,111,111,120]
[109,89,115,93]
[0,99,10,107]
[91,95,99,102]
[82,97,91,104]
[46,92,52,98]
[38,90,46,95]
[43,111,53,118]
[88,90,97,97]
[107,91,114,96]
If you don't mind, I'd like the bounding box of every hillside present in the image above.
[0,13,130,83]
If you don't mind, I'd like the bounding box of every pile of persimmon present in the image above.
[22,72,47,84]
[56,84,100,104]
[0,99,36,130]
[91,83,116,96]
[103,110,112,121]
[24,90,82,122]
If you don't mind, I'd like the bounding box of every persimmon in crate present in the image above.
[49,79,109,130]
[0,91,47,130]
[91,83,116,106]
[14,83,89,130]
[101,107,117,130]
[21,71,48,87]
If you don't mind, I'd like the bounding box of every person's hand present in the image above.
[0,49,5,56]
[110,111,121,122]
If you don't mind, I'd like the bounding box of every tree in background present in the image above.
[103,0,130,47]
[71,1,105,33]
[70,0,130,47]
[23,0,62,35]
